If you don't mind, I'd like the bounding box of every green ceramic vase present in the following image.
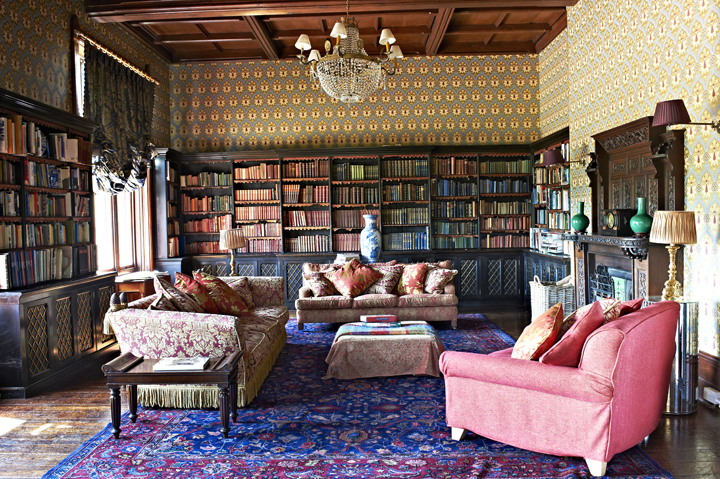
[571,201,590,233]
[630,197,653,235]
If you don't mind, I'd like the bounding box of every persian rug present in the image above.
[44,314,672,478]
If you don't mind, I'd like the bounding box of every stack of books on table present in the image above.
[335,253,360,264]
[360,314,400,327]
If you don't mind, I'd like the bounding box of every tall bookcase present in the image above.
[234,156,281,254]
[332,155,379,252]
[381,154,429,251]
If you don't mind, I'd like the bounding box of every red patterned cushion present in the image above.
[147,295,177,311]
[226,277,256,309]
[193,271,249,316]
[303,271,338,297]
[324,259,383,298]
[174,273,220,314]
[619,297,644,316]
[364,264,404,294]
[302,263,342,289]
[559,298,621,339]
[511,303,564,360]
[424,265,458,294]
[396,263,428,295]
[540,301,605,367]
[153,277,205,313]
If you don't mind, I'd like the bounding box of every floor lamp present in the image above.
[219,229,246,276]
[649,211,697,301]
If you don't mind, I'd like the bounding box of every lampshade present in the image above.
[379,28,396,45]
[541,149,565,166]
[295,34,311,51]
[388,45,403,59]
[307,49,320,62]
[219,229,246,250]
[652,99,692,127]
[330,22,347,39]
[649,211,697,245]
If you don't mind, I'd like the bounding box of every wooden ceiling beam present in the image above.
[534,10,566,51]
[439,40,537,55]
[494,13,508,27]
[153,32,256,43]
[425,8,454,56]
[244,16,280,60]
[271,25,431,41]
[445,23,552,35]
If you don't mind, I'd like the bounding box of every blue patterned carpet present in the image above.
[44,314,672,478]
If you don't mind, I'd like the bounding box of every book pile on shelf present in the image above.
[480,216,529,231]
[239,223,281,237]
[0,159,15,184]
[433,200,477,218]
[285,210,330,227]
[183,214,233,233]
[168,220,180,236]
[536,208,547,225]
[0,223,21,249]
[381,158,428,178]
[480,233,529,249]
[478,158,531,173]
[382,231,428,250]
[479,199,528,215]
[335,253,360,264]
[333,186,378,204]
[234,163,279,180]
[530,228,571,255]
[26,192,71,217]
[383,184,427,201]
[333,209,378,228]
[70,221,91,243]
[333,233,360,251]
[242,238,281,253]
[381,207,428,225]
[434,220,477,235]
[283,184,329,203]
[71,169,90,190]
[431,157,477,175]
[180,172,232,187]
[185,241,225,255]
[75,196,90,217]
[235,205,281,221]
[285,234,330,252]
[432,179,477,196]
[479,178,528,193]
[434,236,478,249]
[283,159,329,178]
[334,164,378,180]
[181,194,232,212]
[235,187,277,201]
[1,191,19,216]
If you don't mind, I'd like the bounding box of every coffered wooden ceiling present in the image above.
[85,1,579,63]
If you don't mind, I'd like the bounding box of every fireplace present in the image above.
[590,265,633,302]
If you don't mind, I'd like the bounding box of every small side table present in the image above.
[102,352,241,438]
[115,271,171,303]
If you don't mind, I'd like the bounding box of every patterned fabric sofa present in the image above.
[103,276,288,409]
[295,263,458,330]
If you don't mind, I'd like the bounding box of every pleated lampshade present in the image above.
[649,211,697,245]
[219,229,246,250]
[652,99,692,127]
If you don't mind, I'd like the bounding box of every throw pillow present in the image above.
[511,303,564,360]
[302,263,342,289]
[619,297,644,316]
[396,263,429,295]
[364,264,404,294]
[429,260,453,270]
[193,271,249,316]
[424,265,458,294]
[147,295,178,311]
[558,298,622,339]
[153,277,205,313]
[303,271,338,297]
[174,273,220,314]
[540,301,605,367]
[324,259,383,298]
[226,277,256,309]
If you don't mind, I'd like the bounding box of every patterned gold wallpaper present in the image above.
[545,0,720,356]
[0,0,170,146]
[169,55,541,152]
[538,30,569,137]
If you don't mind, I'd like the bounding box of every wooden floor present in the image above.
[1,307,718,479]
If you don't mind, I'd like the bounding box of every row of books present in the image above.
[479,199,529,215]
[333,186,378,205]
[432,179,478,197]
[478,158,531,174]
[285,235,330,253]
[433,236,479,249]
[181,195,232,212]
[381,159,428,178]
[26,161,89,190]
[168,220,180,236]
[0,159,16,184]
[183,215,233,233]
[381,208,429,225]
[25,221,91,247]
[383,184,427,202]
[334,164,379,181]
[479,179,529,193]
[168,237,180,257]
[431,157,477,176]
[382,231,428,250]
[167,184,179,201]
[241,238,281,253]
[547,212,570,230]
[180,172,232,187]
[284,210,330,227]
[282,184,329,203]
[433,220,478,235]
[0,116,89,163]
[75,196,90,217]
[0,191,18,216]
[239,223,282,237]
[333,233,361,252]
[235,205,281,221]
[167,203,178,218]
[529,228,571,255]
[333,209,378,228]
[0,223,21,249]
[283,160,329,178]
[480,233,530,249]
[0,244,95,290]
[185,241,226,255]
[234,163,280,180]
[480,216,530,230]
[26,192,71,217]
[235,187,277,201]
[432,200,477,218]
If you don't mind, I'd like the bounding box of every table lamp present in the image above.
[649,211,696,301]
[219,229,246,276]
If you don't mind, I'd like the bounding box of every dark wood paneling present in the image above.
[699,351,720,404]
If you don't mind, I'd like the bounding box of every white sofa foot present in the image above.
[451,427,467,441]
[585,458,607,477]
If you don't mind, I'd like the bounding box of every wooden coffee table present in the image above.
[102,352,241,439]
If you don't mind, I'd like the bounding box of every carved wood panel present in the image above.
[98,286,114,343]
[27,304,49,376]
[55,297,73,362]
[78,292,93,352]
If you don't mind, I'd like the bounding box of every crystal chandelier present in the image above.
[294,1,403,103]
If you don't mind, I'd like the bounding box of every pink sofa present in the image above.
[440,300,680,477]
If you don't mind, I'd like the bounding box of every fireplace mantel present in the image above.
[563,233,649,260]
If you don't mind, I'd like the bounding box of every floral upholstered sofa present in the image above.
[103,276,288,408]
[296,260,459,330]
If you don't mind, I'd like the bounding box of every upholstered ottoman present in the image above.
[323,321,445,380]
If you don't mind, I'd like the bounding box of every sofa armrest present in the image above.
[440,350,613,403]
[443,283,456,295]
[299,286,314,298]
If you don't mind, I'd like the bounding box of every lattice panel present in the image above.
[261,263,277,276]
[459,259,477,297]
[503,259,517,296]
[214,263,229,276]
[98,286,114,343]
[525,261,533,297]
[55,297,73,362]
[236,263,254,277]
[286,263,303,300]
[27,304,49,375]
[78,292,94,352]
[488,260,502,296]
[197,264,214,274]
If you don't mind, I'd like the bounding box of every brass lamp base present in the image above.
[229,250,237,276]
[661,244,682,301]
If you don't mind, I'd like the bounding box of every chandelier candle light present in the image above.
[219,229,246,276]
[295,1,402,103]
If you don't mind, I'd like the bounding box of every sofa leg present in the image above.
[451,318,457,329]
[451,427,467,441]
[297,322,304,330]
[585,459,607,477]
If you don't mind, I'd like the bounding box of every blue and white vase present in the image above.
[360,214,381,263]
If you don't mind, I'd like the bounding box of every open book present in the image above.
[153,357,209,372]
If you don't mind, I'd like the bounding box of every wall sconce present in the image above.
[652,99,720,155]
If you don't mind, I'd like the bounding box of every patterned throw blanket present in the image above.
[334,322,436,342]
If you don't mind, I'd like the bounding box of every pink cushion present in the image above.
[511,303,563,360]
[424,265,457,294]
[193,271,249,316]
[540,300,605,367]
[364,264,403,294]
[302,271,338,297]
[325,259,383,298]
[619,297,644,316]
[225,277,256,309]
[153,277,205,313]
[175,272,219,314]
[395,263,428,295]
